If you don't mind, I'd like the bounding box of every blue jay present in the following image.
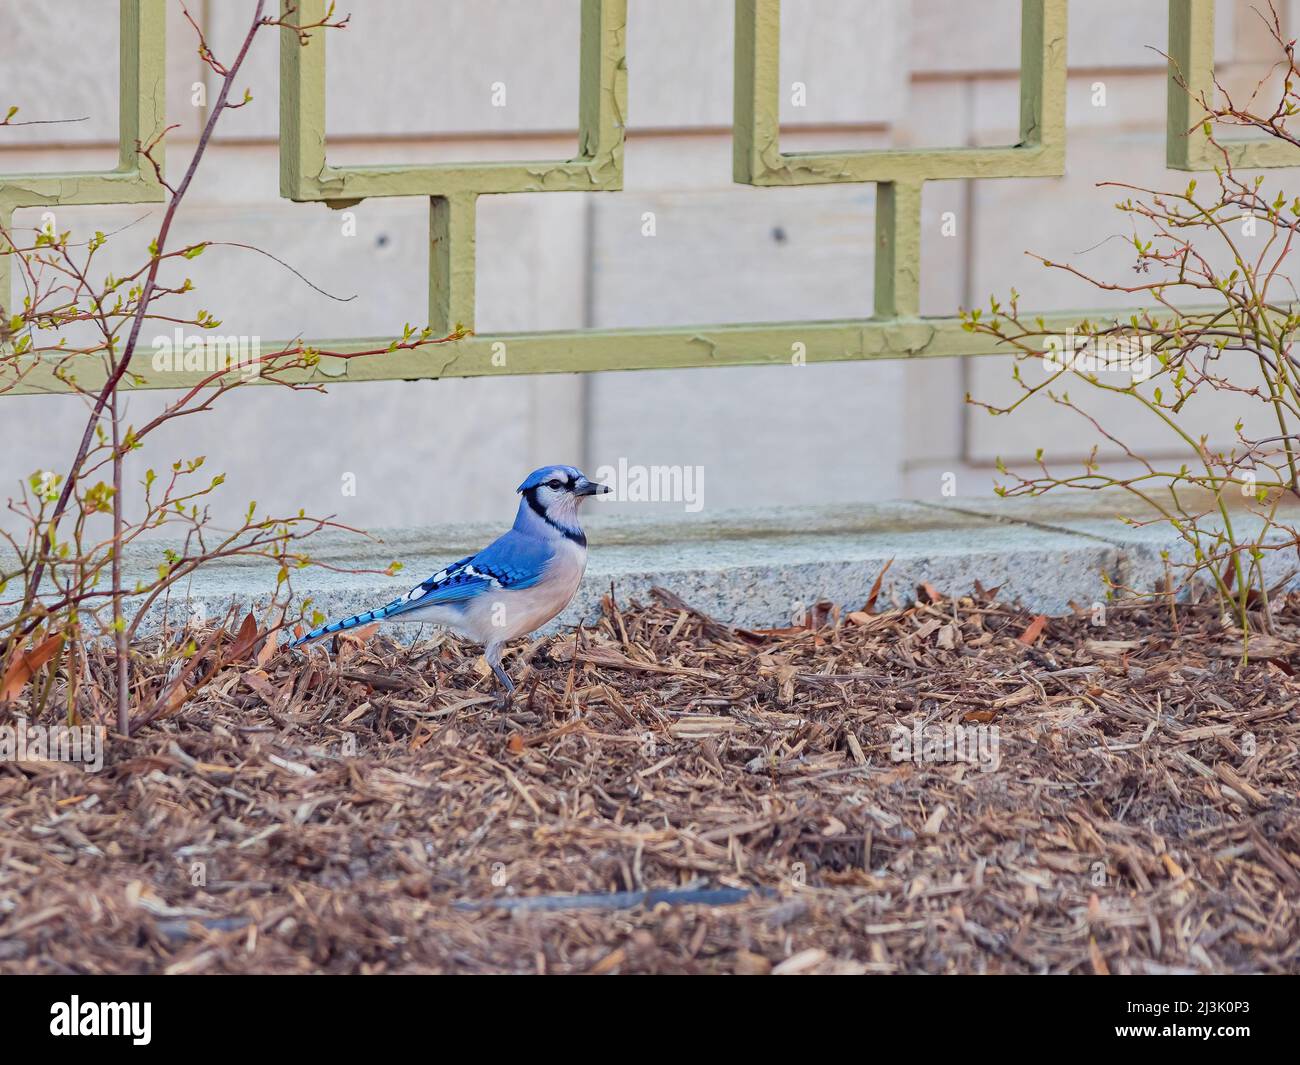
[291,465,610,700]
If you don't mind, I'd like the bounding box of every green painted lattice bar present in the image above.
[1,0,1295,396]
[0,0,167,320]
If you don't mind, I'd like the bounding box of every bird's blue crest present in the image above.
[517,465,584,493]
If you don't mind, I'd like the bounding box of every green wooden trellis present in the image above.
[2,0,1296,397]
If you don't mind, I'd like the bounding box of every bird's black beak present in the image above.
[574,478,611,498]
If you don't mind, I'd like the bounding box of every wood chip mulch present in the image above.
[1,585,1298,974]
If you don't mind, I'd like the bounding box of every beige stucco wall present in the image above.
[1,0,1295,532]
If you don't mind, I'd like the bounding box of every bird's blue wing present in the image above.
[384,531,553,617]
[290,533,553,646]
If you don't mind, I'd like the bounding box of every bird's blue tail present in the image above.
[290,601,399,648]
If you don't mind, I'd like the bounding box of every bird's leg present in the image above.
[491,661,516,705]
[486,642,515,710]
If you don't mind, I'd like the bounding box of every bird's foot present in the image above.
[489,656,516,712]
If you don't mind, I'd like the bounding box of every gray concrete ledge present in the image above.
[114,492,1300,639]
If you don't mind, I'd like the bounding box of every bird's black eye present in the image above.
[546,479,564,490]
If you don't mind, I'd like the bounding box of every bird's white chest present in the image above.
[466,539,587,643]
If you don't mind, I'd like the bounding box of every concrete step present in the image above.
[120,492,1300,638]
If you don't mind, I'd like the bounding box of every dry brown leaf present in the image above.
[242,670,279,703]
[918,581,943,604]
[1,634,65,701]
[862,558,893,614]
[337,622,379,646]
[255,628,280,667]
[229,612,260,661]
[1018,615,1048,645]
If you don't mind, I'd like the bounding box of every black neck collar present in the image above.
[524,488,586,546]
